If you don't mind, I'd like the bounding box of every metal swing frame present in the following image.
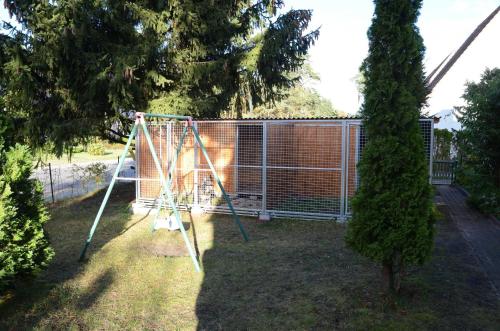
[79,112,249,272]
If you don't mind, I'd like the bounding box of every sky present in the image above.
[284,0,500,129]
[1,1,499,128]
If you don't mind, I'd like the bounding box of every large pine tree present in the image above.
[346,0,434,293]
[2,1,318,154]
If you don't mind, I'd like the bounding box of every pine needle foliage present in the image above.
[345,0,435,293]
[0,120,53,291]
[1,0,318,154]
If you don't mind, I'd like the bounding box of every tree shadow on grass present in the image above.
[195,211,500,330]
[1,271,117,330]
[194,215,371,330]
[0,183,137,329]
[76,269,115,310]
[44,183,137,279]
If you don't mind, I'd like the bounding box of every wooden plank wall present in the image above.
[196,123,237,197]
[137,126,162,199]
[266,123,350,210]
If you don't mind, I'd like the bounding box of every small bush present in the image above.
[456,167,500,216]
[86,162,107,184]
[71,144,85,153]
[87,142,106,156]
[0,144,54,291]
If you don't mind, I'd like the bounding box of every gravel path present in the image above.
[436,185,500,299]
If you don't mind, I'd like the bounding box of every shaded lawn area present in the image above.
[1,184,499,330]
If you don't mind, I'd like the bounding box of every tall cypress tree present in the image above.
[346,0,434,293]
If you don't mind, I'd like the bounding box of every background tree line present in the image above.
[430,68,499,217]
[455,68,500,217]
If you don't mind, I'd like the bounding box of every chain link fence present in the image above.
[32,159,135,203]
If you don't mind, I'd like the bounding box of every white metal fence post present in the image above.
[166,122,172,206]
[193,122,200,209]
[260,121,270,221]
[345,123,351,216]
[159,123,162,164]
[234,124,239,194]
[136,126,141,203]
[429,119,434,184]
[354,124,360,200]
[340,121,347,221]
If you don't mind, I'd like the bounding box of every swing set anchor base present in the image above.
[258,213,271,222]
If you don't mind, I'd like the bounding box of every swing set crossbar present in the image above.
[142,113,192,120]
[78,112,249,272]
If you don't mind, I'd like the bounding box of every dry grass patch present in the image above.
[1,184,499,330]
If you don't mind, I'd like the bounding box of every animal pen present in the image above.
[134,117,434,220]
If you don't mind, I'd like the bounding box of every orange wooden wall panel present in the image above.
[137,121,360,204]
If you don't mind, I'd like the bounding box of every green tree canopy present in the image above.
[1,0,318,154]
[346,0,434,293]
[455,68,500,216]
[433,128,453,160]
[245,85,337,118]
[240,61,340,118]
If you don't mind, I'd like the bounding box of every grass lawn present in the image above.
[1,184,499,330]
[37,143,131,166]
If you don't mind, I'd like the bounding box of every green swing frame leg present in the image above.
[79,123,139,261]
[151,126,189,231]
[191,125,249,242]
[152,124,249,242]
[140,121,201,272]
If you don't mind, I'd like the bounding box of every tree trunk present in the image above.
[392,251,403,293]
[494,158,500,189]
[383,252,403,294]
[383,261,394,292]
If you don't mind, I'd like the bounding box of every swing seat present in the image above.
[154,215,181,231]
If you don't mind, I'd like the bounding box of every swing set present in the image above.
[79,112,249,272]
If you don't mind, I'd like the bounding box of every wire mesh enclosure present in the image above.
[135,118,434,220]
